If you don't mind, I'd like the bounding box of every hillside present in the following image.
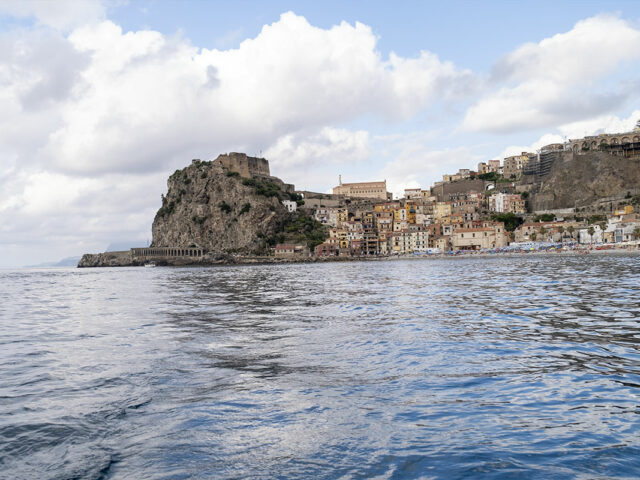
[526,151,640,211]
[151,157,294,255]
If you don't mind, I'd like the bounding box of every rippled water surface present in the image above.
[1,255,640,479]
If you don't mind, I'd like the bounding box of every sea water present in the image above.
[1,255,639,479]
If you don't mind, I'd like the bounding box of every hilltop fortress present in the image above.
[79,153,298,267]
[213,152,295,193]
[216,152,270,178]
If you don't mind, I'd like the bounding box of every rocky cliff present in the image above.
[528,151,640,211]
[78,250,137,267]
[151,155,293,254]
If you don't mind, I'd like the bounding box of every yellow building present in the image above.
[434,202,452,220]
[452,224,508,251]
[333,177,391,200]
[374,202,400,213]
[449,213,464,225]
[335,208,348,227]
[329,228,349,249]
[406,203,417,224]
[393,207,406,222]
[615,205,634,216]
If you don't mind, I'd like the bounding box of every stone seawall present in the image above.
[77,249,236,267]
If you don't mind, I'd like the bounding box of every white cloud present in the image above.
[0,11,477,264]
[375,132,480,197]
[264,126,371,191]
[28,12,473,176]
[463,14,640,133]
[497,133,564,159]
[0,0,106,31]
[0,10,476,179]
[557,109,640,139]
[497,109,640,158]
[0,168,162,266]
[265,127,370,169]
[2,7,639,266]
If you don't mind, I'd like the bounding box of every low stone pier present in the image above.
[131,247,205,258]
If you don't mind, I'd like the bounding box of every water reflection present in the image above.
[1,255,639,479]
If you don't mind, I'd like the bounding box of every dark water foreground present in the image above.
[1,255,639,479]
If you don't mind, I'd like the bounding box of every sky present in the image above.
[1,0,640,266]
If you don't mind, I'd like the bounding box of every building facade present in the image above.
[333,177,391,200]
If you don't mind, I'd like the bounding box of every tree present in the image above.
[530,232,537,241]
[567,225,575,239]
[588,226,595,244]
[478,172,500,182]
[634,227,640,240]
[491,212,523,231]
[534,213,555,222]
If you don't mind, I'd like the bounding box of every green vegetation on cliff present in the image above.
[241,177,282,198]
[258,212,328,252]
[534,213,555,222]
[490,213,523,231]
[240,177,305,205]
[152,157,291,254]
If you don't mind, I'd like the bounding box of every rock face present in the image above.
[528,151,640,210]
[151,154,292,254]
[78,251,136,267]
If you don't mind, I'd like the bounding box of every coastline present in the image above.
[77,243,640,268]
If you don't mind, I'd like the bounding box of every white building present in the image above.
[404,188,422,200]
[615,223,640,243]
[282,200,297,212]
[578,225,603,244]
[409,230,429,252]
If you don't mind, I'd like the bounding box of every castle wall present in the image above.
[298,191,346,208]
[215,152,270,178]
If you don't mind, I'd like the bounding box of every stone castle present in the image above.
[214,152,271,178]
[211,152,295,194]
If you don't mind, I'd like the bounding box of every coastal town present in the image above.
[275,121,640,259]
[79,122,640,267]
